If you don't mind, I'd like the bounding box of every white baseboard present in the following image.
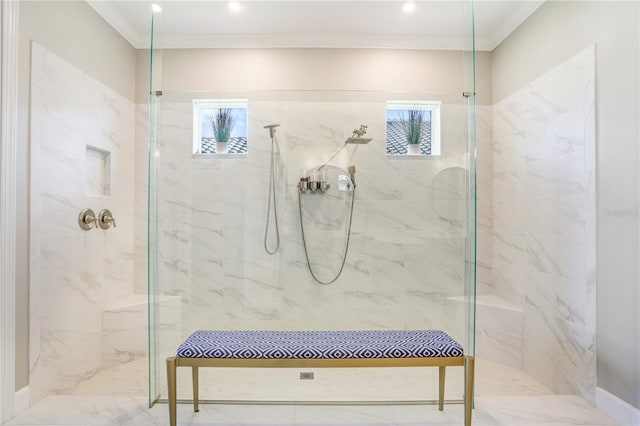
[13,386,29,418]
[596,387,640,426]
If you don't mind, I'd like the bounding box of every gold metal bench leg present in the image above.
[464,356,475,426]
[192,366,200,412]
[167,357,177,426]
[439,366,445,411]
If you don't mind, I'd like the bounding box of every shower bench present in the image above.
[166,330,475,426]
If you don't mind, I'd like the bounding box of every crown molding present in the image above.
[85,1,543,52]
[85,0,511,51]
[487,1,544,50]
[155,33,484,50]
[87,0,149,48]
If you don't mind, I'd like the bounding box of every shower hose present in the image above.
[298,181,356,285]
[263,133,280,254]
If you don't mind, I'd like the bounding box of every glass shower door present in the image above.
[147,0,477,410]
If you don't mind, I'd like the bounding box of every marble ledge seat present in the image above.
[446,294,524,369]
[102,294,182,368]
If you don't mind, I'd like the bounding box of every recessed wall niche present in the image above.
[85,145,111,196]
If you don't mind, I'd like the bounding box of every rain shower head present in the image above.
[345,124,371,144]
[345,136,372,144]
[318,124,371,170]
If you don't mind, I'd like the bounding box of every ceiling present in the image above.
[88,0,543,51]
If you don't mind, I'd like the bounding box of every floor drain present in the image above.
[299,372,314,380]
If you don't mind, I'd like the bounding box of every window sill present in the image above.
[386,154,438,158]
[192,153,248,159]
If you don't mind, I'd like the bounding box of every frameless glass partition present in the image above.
[148,0,476,410]
[462,0,478,364]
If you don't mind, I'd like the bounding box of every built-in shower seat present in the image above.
[166,330,475,426]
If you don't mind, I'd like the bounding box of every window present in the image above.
[386,101,441,156]
[193,99,248,155]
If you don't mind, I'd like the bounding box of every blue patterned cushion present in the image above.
[176,330,464,359]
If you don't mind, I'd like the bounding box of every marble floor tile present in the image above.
[293,405,396,425]
[7,358,620,426]
[474,358,551,396]
[8,395,620,426]
[6,396,159,426]
[66,358,148,396]
[475,395,618,426]
[185,404,297,425]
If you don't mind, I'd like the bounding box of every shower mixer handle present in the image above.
[78,208,97,230]
[98,209,116,229]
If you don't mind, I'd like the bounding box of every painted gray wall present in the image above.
[135,48,492,105]
[16,0,136,390]
[492,1,640,408]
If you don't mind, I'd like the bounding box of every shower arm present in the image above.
[318,125,369,171]
[318,143,349,171]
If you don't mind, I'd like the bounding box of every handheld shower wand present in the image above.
[264,123,280,139]
[263,124,281,254]
[348,165,356,188]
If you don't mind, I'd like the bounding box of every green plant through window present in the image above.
[385,100,441,156]
[193,99,248,155]
[207,108,236,143]
[402,109,425,145]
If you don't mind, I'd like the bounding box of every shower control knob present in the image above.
[78,208,97,230]
[98,209,117,229]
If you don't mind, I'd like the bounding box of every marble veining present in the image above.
[142,97,486,394]
[491,46,596,402]
[6,358,618,426]
[29,43,142,403]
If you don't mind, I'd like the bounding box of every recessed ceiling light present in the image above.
[402,0,416,14]
[228,1,242,13]
[151,3,162,13]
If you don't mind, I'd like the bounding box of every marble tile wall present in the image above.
[149,98,484,346]
[491,47,596,402]
[29,43,137,402]
[102,295,181,368]
[475,106,494,297]
[134,105,149,296]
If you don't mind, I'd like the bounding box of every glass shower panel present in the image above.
[147,0,476,408]
[462,0,478,361]
[149,89,475,401]
[148,0,165,407]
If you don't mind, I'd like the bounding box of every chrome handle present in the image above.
[98,209,116,230]
[78,208,97,230]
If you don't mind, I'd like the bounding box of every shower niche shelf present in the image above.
[85,145,111,196]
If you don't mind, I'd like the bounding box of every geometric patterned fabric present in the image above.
[176,330,464,359]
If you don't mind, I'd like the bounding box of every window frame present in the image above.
[385,100,442,156]
[192,99,248,155]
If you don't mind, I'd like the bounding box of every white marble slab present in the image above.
[491,47,596,400]
[29,43,137,402]
[149,97,476,349]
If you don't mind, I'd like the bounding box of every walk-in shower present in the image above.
[147,0,477,411]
